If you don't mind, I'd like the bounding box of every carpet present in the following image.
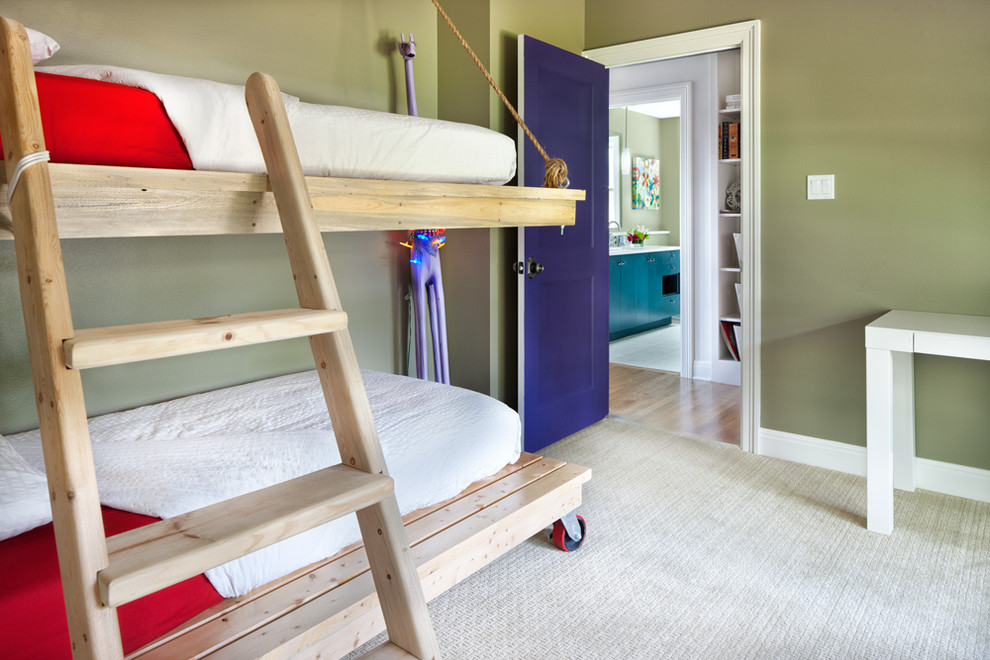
[353,418,989,659]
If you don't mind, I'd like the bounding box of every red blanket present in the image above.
[0,507,224,658]
[1,72,192,169]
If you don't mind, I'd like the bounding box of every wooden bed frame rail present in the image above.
[0,163,583,240]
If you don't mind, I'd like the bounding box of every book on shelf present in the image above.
[719,320,741,361]
[718,121,741,160]
[734,282,742,314]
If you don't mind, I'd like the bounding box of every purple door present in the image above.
[518,35,609,453]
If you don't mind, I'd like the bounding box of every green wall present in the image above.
[587,0,990,469]
[608,109,663,237]
[607,109,679,246]
[659,117,680,247]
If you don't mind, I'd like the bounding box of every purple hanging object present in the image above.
[399,35,448,383]
[408,230,449,384]
[399,33,418,117]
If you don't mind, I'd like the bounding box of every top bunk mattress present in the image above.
[2,64,516,185]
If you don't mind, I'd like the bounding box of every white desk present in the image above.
[865,310,990,534]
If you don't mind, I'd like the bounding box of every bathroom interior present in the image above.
[608,102,682,373]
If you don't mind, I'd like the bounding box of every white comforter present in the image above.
[38,64,516,185]
[7,370,521,597]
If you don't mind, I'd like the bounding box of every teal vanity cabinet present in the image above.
[650,249,680,320]
[609,248,679,341]
[609,253,648,336]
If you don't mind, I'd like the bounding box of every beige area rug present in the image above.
[354,418,989,659]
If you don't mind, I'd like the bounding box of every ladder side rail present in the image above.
[244,73,385,476]
[245,72,439,660]
[0,18,122,659]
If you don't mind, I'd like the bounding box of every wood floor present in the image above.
[609,363,741,446]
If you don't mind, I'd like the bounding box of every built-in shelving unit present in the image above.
[713,50,742,386]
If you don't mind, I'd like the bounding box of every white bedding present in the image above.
[6,370,521,597]
[37,64,517,185]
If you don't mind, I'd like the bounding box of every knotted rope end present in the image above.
[542,158,569,189]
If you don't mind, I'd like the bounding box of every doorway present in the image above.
[607,85,691,376]
[586,20,762,452]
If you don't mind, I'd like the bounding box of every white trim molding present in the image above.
[759,427,990,504]
[585,20,762,454]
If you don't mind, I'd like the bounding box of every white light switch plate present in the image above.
[807,174,835,200]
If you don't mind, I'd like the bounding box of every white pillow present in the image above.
[0,435,52,540]
[25,27,60,64]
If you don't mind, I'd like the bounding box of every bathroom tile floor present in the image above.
[608,317,681,372]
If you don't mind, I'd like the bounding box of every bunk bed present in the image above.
[0,18,590,660]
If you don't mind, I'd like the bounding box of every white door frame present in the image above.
[610,82,693,378]
[585,20,762,453]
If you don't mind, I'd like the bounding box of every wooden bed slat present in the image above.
[65,308,348,369]
[130,455,591,660]
[0,163,584,239]
[101,464,393,608]
[246,461,590,660]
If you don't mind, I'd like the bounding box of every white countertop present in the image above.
[609,245,680,256]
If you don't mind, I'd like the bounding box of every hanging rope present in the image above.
[431,0,569,189]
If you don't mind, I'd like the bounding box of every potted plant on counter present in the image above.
[626,225,650,248]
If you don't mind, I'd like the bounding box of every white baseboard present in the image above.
[758,428,866,476]
[692,360,712,381]
[758,428,990,504]
[914,458,990,504]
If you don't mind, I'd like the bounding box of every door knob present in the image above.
[527,256,544,279]
[513,258,545,278]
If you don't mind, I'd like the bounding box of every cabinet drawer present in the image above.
[661,294,680,316]
[654,250,679,271]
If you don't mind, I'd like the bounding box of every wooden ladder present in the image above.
[0,18,438,660]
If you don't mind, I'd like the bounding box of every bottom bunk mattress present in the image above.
[1,369,522,654]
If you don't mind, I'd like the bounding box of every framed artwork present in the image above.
[631,157,660,210]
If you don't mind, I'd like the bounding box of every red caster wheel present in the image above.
[551,514,586,552]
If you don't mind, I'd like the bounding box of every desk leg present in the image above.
[891,351,915,492]
[866,347,895,534]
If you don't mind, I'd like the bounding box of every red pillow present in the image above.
[1,72,193,169]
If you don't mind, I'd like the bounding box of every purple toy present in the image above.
[405,229,449,384]
[399,33,418,117]
[400,33,449,383]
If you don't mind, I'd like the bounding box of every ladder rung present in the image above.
[359,642,418,659]
[99,464,392,607]
[64,308,347,369]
